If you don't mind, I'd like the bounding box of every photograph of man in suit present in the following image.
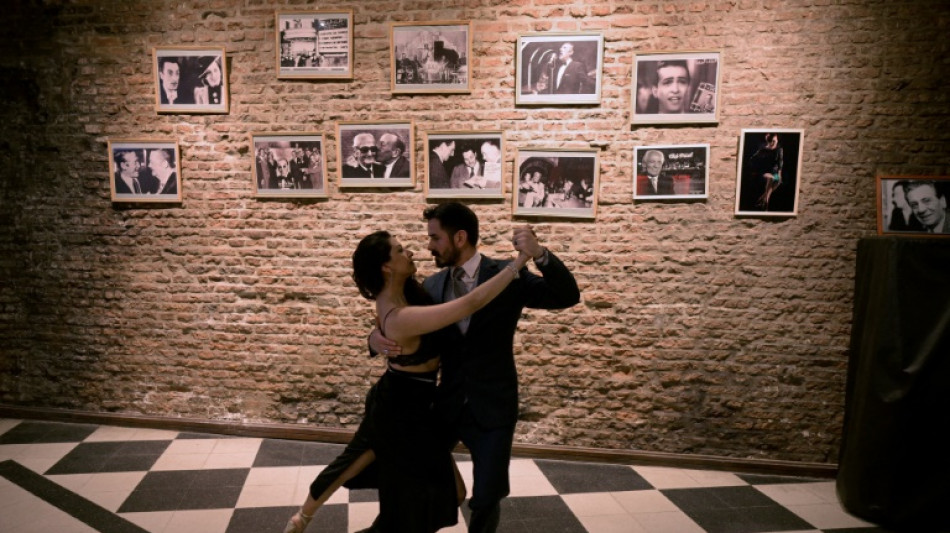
[636,149,674,196]
[114,150,145,195]
[449,145,482,189]
[553,42,592,94]
[369,202,581,532]
[428,139,456,189]
[377,133,411,179]
[904,180,950,234]
[342,132,386,179]
[147,148,178,195]
[158,57,184,105]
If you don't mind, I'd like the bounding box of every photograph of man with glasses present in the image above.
[342,132,387,179]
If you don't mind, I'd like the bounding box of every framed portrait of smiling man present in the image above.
[336,121,415,188]
[632,51,720,125]
[153,47,229,114]
[877,176,950,236]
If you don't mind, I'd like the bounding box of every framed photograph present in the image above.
[251,133,327,198]
[634,144,709,201]
[735,129,804,217]
[336,121,414,188]
[632,50,721,125]
[425,131,504,199]
[108,140,182,203]
[877,176,950,236]
[513,148,598,219]
[515,32,604,105]
[391,21,472,94]
[153,47,228,114]
[276,10,353,79]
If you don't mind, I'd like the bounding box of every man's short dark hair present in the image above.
[654,60,690,85]
[391,138,406,154]
[158,57,178,72]
[423,202,479,246]
[151,148,175,169]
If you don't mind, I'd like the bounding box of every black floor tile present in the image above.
[496,496,587,533]
[348,487,380,503]
[664,486,814,533]
[45,440,171,475]
[0,421,99,444]
[534,458,653,493]
[252,438,346,467]
[738,473,822,485]
[118,468,250,512]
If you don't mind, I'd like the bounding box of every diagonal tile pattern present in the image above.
[0,418,885,533]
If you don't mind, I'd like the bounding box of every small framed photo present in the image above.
[877,176,950,236]
[514,148,598,219]
[251,133,327,198]
[634,144,709,201]
[425,131,504,199]
[108,140,182,203]
[336,121,414,188]
[632,51,721,125]
[515,32,604,105]
[735,129,804,217]
[153,47,229,114]
[391,21,472,94]
[276,10,353,79]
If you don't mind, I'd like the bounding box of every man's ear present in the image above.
[453,230,468,248]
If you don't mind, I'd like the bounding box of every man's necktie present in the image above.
[132,178,141,194]
[453,268,471,333]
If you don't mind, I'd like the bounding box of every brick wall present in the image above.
[1,0,948,464]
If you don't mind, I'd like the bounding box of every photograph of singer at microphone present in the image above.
[515,32,603,105]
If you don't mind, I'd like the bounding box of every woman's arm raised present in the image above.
[385,252,530,340]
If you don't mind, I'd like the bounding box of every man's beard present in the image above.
[433,243,460,268]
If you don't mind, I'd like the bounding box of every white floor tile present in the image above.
[348,500,381,532]
[632,466,705,489]
[577,513,649,533]
[632,510,705,533]
[562,492,628,517]
[610,489,680,514]
[120,510,175,533]
[786,502,876,530]
[163,509,233,533]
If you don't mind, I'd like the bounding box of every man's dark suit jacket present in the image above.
[636,173,674,196]
[387,156,411,178]
[343,163,387,179]
[423,253,580,429]
[554,60,591,94]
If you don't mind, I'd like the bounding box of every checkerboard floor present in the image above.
[0,418,882,533]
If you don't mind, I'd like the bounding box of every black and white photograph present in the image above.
[735,129,804,217]
[632,51,721,125]
[153,47,228,114]
[251,133,327,198]
[634,144,709,201]
[336,121,414,188]
[391,21,471,94]
[513,148,598,219]
[877,176,950,236]
[276,10,353,79]
[516,32,603,105]
[108,140,181,203]
[425,131,504,199]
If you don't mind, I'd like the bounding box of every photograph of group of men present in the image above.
[634,145,710,200]
[154,48,228,113]
[880,177,950,235]
[253,136,325,196]
[110,142,180,202]
[516,33,603,104]
[515,150,598,218]
[338,123,413,186]
[277,12,351,78]
[426,133,503,197]
[633,52,720,124]
[392,23,470,92]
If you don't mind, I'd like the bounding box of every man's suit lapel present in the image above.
[466,256,501,334]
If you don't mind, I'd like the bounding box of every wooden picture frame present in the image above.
[633,144,710,201]
[336,121,415,188]
[513,147,598,219]
[515,32,604,105]
[276,10,353,79]
[390,21,472,94]
[108,139,182,203]
[153,47,229,114]
[425,131,504,199]
[735,129,804,217]
[251,133,327,198]
[877,176,950,236]
[632,50,721,125]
